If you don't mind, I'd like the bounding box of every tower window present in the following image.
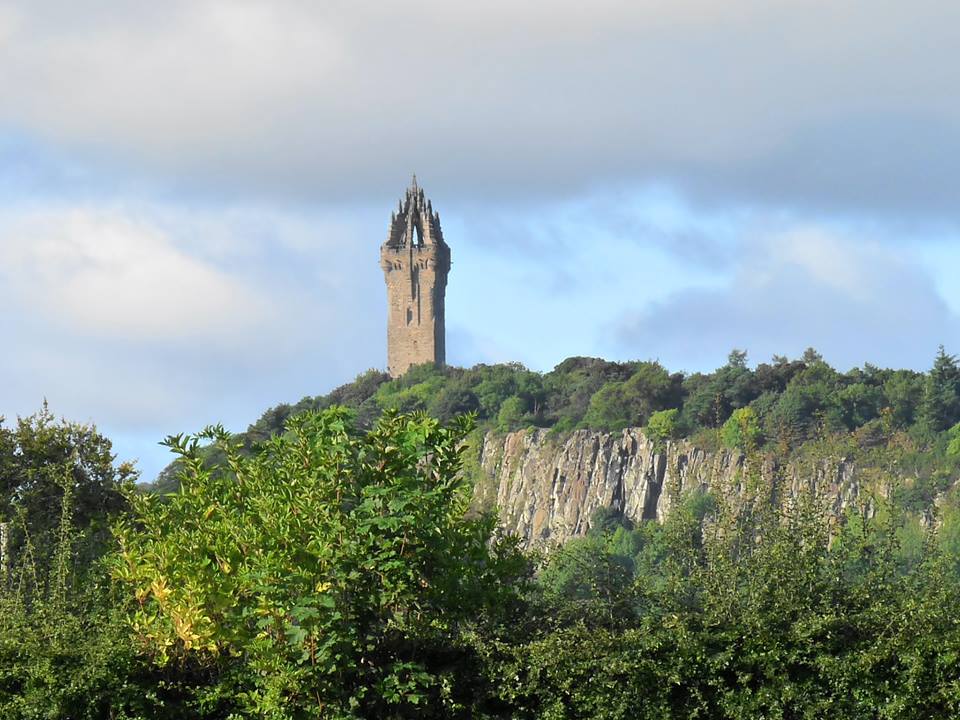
[406,308,413,325]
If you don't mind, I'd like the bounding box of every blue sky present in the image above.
[2,1,960,480]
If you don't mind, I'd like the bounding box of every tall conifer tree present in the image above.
[920,345,960,432]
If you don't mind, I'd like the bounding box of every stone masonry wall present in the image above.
[382,246,447,376]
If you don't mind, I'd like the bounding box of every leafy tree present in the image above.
[645,408,680,448]
[427,384,480,423]
[681,350,759,430]
[375,364,448,414]
[727,348,748,369]
[834,381,885,430]
[0,404,135,569]
[534,534,635,628]
[113,408,527,719]
[471,363,543,422]
[883,370,925,428]
[721,407,762,451]
[542,357,635,431]
[581,361,677,431]
[761,361,843,446]
[496,396,530,432]
[324,369,392,409]
[753,357,806,396]
[586,506,633,537]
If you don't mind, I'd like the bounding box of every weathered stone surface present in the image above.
[478,427,862,548]
[381,176,450,378]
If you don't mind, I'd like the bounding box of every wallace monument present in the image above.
[380,177,451,377]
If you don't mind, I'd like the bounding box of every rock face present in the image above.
[478,427,859,548]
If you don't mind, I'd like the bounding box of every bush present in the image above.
[112,408,528,719]
[0,465,184,719]
[484,468,960,719]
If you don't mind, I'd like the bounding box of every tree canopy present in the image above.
[232,347,949,466]
[0,404,135,569]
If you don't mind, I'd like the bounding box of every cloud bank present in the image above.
[1,0,959,217]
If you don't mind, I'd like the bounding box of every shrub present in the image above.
[112,408,528,719]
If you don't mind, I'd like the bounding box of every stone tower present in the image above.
[380,176,451,378]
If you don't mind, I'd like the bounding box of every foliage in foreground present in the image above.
[113,409,527,718]
[6,405,960,718]
[0,437,187,719]
[494,475,960,720]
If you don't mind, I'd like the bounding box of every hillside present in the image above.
[240,347,956,448]
[148,347,960,536]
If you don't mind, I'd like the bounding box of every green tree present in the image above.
[645,408,680,448]
[920,345,960,432]
[761,361,842,446]
[535,534,635,628]
[883,370,925,428]
[0,404,135,571]
[112,408,527,719]
[721,406,762,451]
[681,350,759,431]
[427,384,480,423]
[542,357,635,430]
[834,381,885,430]
[582,361,677,431]
[496,396,529,432]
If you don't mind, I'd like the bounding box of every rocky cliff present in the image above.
[476,427,861,548]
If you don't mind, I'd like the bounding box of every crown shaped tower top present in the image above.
[384,174,445,250]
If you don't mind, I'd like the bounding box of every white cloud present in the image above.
[0,6,20,45]
[770,228,891,304]
[0,207,273,343]
[2,2,343,149]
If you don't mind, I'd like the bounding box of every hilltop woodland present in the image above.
[5,348,960,717]
[151,345,960,508]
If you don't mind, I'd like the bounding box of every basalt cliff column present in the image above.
[477,427,862,548]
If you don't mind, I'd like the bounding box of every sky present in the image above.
[2,0,960,480]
